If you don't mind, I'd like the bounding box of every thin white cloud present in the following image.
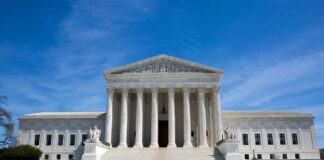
[222,52,324,107]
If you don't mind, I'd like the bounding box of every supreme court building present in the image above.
[17,55,320,160]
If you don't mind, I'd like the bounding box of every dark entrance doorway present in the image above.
[158,121,168,147]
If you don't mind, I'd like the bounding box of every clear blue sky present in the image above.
[1,0,324,148]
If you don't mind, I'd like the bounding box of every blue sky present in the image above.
[1,0,324,148]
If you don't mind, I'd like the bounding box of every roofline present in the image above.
[102,54,224,76]
[18,112,105,120]
[222,111,314,120]
[18,111,314,120]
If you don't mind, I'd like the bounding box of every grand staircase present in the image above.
[101,147,224,160]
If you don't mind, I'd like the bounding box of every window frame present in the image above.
[34,134,40,146]
[70,134,76,146]
[44,154,49,160]
[242,134,249,145]
[267,133,273,145]
[255,133,261,145]
[46,134,52,146]
[82,134,88,145]
[292,133,298,145]
[58,134,64,146]
[279,133,286,145]
[244,154,249,160]
[283,154,287,159]
[257,154,262,159]
[295,153,300,159]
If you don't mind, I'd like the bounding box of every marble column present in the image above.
[150,88,159,148]
[134,88,144,148]
[198,88,208,147]
[212,86,222,144]
[168,88,176,148]
[183,88,193,148]
[118,88,129,148]
[105,88,114,144]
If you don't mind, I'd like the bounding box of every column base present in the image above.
[167,143,177,148]
[149,143,159,148]
[133,143,143,148]
[183,143,193,148]
[198,143,209,149]
[117,143,128,148]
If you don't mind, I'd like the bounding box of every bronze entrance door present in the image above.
[158,121,168,147]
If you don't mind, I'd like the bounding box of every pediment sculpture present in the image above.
[112,59,216,74]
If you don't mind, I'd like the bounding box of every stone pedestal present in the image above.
[81,142,109,160]
[217,140,242,160]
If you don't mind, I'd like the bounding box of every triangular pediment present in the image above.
[104,54,223,74]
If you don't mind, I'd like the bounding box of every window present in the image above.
[206,131,208,137]
[283,154,287,159]
[70,134,75,146]
[267,133,273,145]
[244,154,249,159]
[82,134,88,145]
[242,134,249,145]
[34,134,40,146]
[295,154,300,159]
[257,154,262,159]
[46,134,52,146]
[58,134,64,146]
[57,154,61,160]
[292,133,298,145]
[69,154,73,160]
[270,154,275,159]
[45,154,49,160]
[191,131,194,137]
[255,133,261,145]
[280,133,286,145]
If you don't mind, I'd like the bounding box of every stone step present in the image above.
[101,148,224,160]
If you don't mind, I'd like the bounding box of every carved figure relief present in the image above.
[112,59,215,74]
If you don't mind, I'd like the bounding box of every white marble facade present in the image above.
[17,55,320,160]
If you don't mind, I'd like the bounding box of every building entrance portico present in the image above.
[103,55,224,148]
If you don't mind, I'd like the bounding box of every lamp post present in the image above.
[252,149,257,160]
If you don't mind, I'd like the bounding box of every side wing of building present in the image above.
[17,112,106,160]
[222,111,320,160]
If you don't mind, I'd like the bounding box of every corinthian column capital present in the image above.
[106,87,114,94]
[136,88,143,95]
[183,88,190,95]
[122,88,129,95]
[212,86,221,94]
[151,88,158,96]
[168,88,175,96]
[198,88,205,95]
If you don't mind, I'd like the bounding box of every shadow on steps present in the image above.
[214,148,225,160]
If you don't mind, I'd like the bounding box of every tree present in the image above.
[0,145,42,160]
[0,96,14,147]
